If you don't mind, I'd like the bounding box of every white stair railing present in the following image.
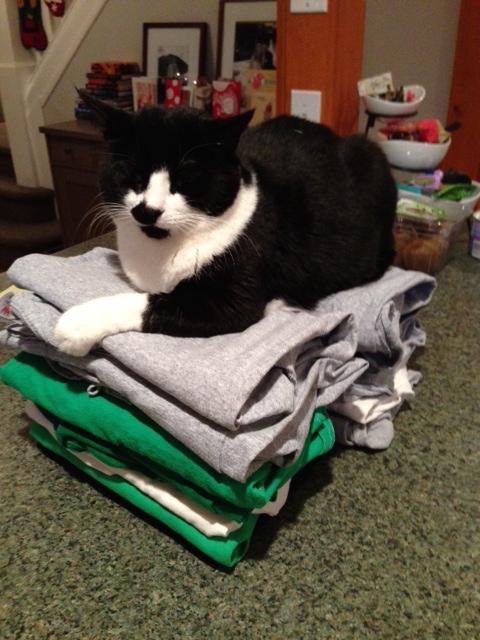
[0,0,108,188]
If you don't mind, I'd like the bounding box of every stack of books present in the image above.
[75,61,141,120]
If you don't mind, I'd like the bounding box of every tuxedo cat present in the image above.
[54,94,396,356]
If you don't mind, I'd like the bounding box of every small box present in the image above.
[212,80,241,118]
[164,78,182,108]
[244,70,276,126]
[192,81,212,111]
[132,77,157,112]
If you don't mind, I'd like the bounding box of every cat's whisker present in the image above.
[87,209,118,236]
[76,199,131,239]
[239,231,261,257]
[74,208,104,240]
[86,214,108,237]
[175,219,198,232]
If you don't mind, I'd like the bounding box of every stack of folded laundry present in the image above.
[0,248,435,566]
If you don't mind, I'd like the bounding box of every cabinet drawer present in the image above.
[48,137,104,171]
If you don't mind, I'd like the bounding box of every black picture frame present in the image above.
[216,0,277,79]
[142,22,207,82]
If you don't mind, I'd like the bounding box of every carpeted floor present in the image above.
[0,232,478,639]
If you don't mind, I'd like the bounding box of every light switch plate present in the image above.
[291,90,322,122]
[290,0,328,13]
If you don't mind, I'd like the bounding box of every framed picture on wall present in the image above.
[142,23,207,83]
[217,1,277,80]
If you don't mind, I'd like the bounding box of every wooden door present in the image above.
[444,0,480,179]
[276,0,366,136]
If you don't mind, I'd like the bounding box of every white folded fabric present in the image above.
[332,364,413,424]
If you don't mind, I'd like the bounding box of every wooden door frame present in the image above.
[275,0,366,135]
[444,0,480,179]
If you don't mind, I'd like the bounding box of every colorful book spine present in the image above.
[75,61,141,119]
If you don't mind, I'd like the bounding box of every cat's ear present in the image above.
[76,88,133,141]
[208,110,255,149]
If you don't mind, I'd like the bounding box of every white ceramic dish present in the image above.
[378,137,451,171]
[397,180,480,223]
[363,85,426,116]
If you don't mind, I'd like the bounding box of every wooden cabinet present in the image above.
[40,120,114,247]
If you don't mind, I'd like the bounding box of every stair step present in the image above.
[0,122,9,153]
[0,150,14,180]
[0,218,61,248]
[0,218,62,271]
[0,122,10,149]
[0,176,56,224]
[0,175,53,201]
[0,123,14,179]
[0,124,62,271]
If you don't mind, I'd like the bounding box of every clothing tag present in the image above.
[0,285,28,320]
[357,72,393,97]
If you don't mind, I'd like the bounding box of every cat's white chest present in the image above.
[116,180,258,294]
[117,225,200,294]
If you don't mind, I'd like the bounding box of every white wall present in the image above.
[361,0,461,128]
[46,0,462,128]
[44,0,219,123]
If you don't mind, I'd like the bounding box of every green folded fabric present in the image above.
[29,423,257,567]
[1,354,335,509]
[43,414,255,523]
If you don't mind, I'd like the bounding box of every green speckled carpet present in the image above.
[0,233,478,639]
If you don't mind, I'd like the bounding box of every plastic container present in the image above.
[397,181,480,223]
[393,212,457,275]
[393,198,461,275]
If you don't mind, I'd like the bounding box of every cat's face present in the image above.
[85,96,253,240]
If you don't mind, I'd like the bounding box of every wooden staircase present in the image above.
[0,123,15,179]
[0,123,62,272]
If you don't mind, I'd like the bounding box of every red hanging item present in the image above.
[17,0,48,51]
[44,0,65,18]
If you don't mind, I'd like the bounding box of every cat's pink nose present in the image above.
[131,202,164,225]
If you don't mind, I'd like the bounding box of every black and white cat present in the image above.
[55,95,396,356]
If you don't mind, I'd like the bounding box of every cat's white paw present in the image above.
[264,298,300,317]
[54,293,148,356]
[54,304,104,356]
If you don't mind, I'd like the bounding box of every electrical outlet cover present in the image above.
[290,0,328,13]
[290,90,322,122]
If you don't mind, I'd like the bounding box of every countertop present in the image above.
[0,232,478,639]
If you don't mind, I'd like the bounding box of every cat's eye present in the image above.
[172,163,209,195]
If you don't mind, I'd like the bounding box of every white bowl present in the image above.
[378,137,451,171]
[397,180,480,223]
[363,85,426,116]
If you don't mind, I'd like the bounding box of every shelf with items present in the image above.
[358,73,480,272]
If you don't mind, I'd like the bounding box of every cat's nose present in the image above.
[131,202,164,225]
